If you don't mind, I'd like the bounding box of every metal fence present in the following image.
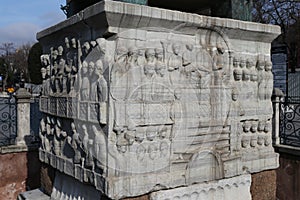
[0,95,17,146]
[279,96,300,147]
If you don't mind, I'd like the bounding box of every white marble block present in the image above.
[150,174,252,200]
[37,1,280,199]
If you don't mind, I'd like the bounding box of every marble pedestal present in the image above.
[37,1,280,199]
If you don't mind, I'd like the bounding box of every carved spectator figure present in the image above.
[41,67,48,96]
[81,124,93,168]
[92,125,107,172]
[80,61,90,101]
[45,117,53,152]
[144,48,156,78]
[155,48,166,77]
[257,56,266,100]
[53,119,67,156]
[39,117,47,150]
[233,68,242,81]
[90,59,107,102]
[143,48,156,101]
[265,60,273,100]
[70,122,82,164]
[168,43,182,72]
[126,47,141,99]
[111,46,128,101]
[233,57,239,68]
[137,49,146,67]
[55,58,66,94]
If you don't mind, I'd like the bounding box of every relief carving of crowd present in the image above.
[40,37,108,103]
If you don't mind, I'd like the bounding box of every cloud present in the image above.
[0,22,41,45]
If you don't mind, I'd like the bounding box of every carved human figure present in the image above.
[86,139,95,169]
[257,56,266,100]
[240,58,246,69]
[153,48,171,101]
[171,89,189,153]
[241,121,251,148]
[80,61,90,101]
[55,58,66,94]
[182,44,196,77]
[41,66,47,80]
[144,48,156,78]
[112,46,128,75]
[251,121,258,133]
[136,145,146,161]
[264,120,271,133]
[53,120,67,156]
[250,121,258,147]
[137,49,146,67]
[90,60,108,102]
[195,47,212,88]
[70,122,82,164]
[155,48,167,77]
[257,135,264,146]
[40,67,48,96]
[57,46,64,57]
[39,117,47,150]
[213,42,226,71]
[233,57,239,68]
[111,46,128,101]
[81,124,93,168]
[65,38,79,94]
[243,121,251,133]
[226,87,245,121]
[233,68,242,81]
[88,61,95,79]
[40,55,51,95]
[142,48,156,102]
[265,60,273,100]
[116,136,128,153]
[126,47,142,100]
[168,43,183,87]
[92,125,107,171]
[245,59,257,100]
[160,141,169,157]
[65,37,70,50]
[45,117,53,152]
[125,131,135,145]
[168,43,182,71]
[249,62,258,82]
[242,67,250,82]
[262,120,271,146]
[258,120,265,132]
[241,134,250,149]
[148,144,159,160]
[82,41,92,58]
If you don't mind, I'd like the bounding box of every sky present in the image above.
[0,0,66,46]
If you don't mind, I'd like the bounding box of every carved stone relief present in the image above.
[37,2,280,198]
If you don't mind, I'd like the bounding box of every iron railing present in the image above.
[0,95,17,146]
[279,96,300,147]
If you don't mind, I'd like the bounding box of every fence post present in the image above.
[15,88,32,145]
[272,88,285,146]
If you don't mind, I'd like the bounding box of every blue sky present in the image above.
[0,0,66,46]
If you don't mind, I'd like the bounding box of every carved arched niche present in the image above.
[186,150,224,184]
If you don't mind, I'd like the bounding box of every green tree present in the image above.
[28,42,43,84]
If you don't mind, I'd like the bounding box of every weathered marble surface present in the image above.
[37,1,280,199]
[150,174,251,200]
